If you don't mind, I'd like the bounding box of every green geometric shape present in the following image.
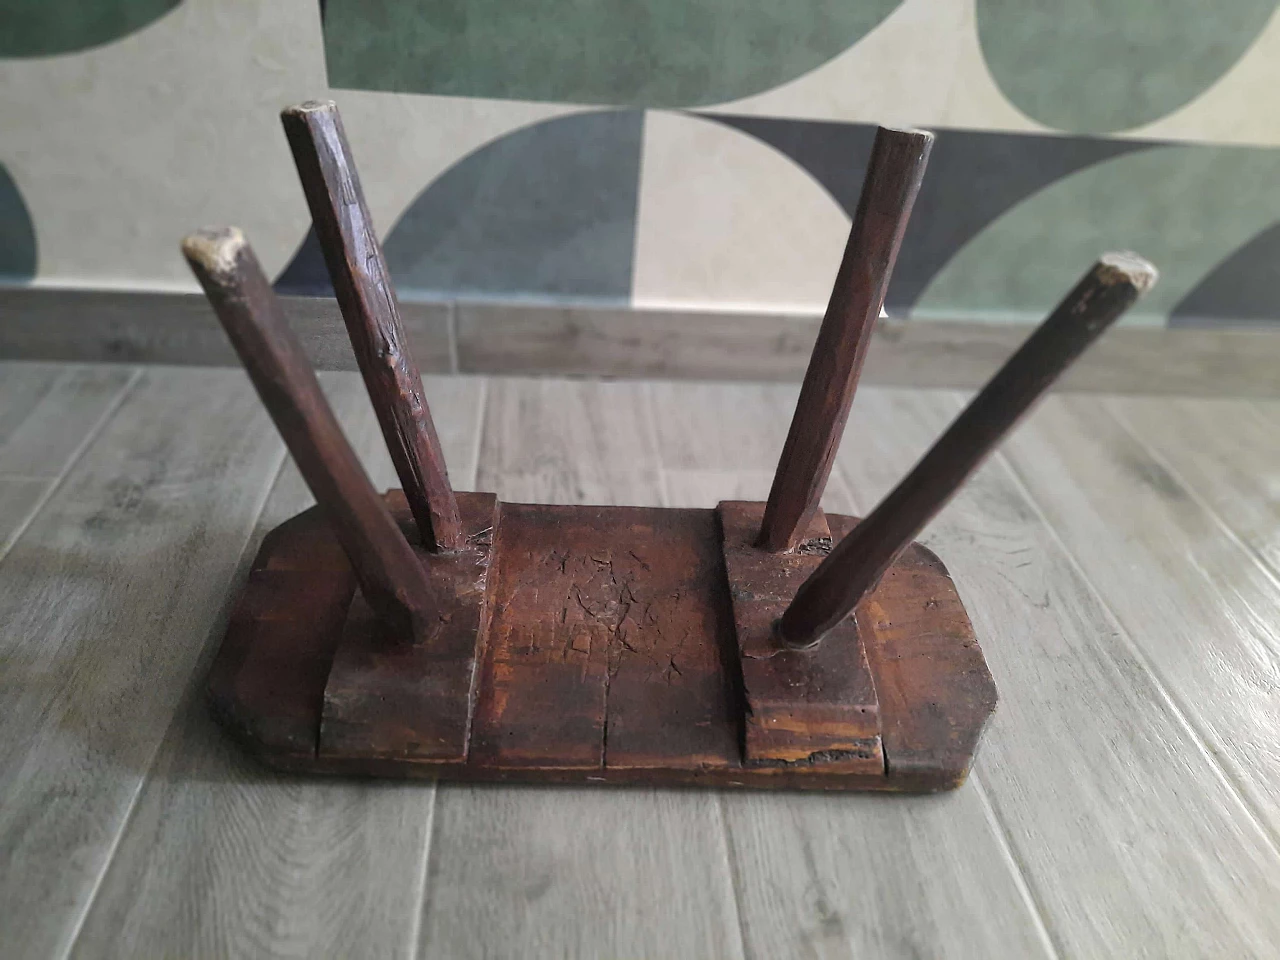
[322,0,901,106]
[0,0,180,58]
[915,145,1280,325]
[0,164,37,281]
[977,0,1278,133]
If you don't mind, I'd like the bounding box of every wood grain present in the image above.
[477,377,665,507]
[417,377,745,959]
[0,363,137,553]
[844,387,1280,958]
[9,367,1280,955]
[1104,395,1280,582]
[70,373,486,959]
[282,100,462,550]
[1002,392,1280,845]
[652,382,1055,958]
[0,368,288,959]
[453,298,1280,395]
[759,127,933,551]
[15,285,1280,397]
[0,286,454,372]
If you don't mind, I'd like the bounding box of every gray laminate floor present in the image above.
[3,362,1280,959]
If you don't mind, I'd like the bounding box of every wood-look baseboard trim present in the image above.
[2,286,1277,396]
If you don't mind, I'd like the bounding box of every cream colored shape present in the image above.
[0,0,573,290]
[704,0,965,126]
[941,0,1047,133]
[1130,4,1280,146]
[632,111,851,313]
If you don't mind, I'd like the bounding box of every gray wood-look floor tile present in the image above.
[68,374,485,959]
[0,367,288,959]
[850,388,1280,958]
[4,368,1280,958]
[998,393,1280,852]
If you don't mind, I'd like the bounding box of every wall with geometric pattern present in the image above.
[3,0,1280,326]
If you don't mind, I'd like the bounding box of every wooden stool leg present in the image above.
[281,100,463,552]
[778,252,1158,649]
[757,126,934,552]
[182,227,437,639]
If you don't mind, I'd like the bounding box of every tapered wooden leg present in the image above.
[281,100,463,552]
[778,252,1159,649]
[757,126,934,552]
[182,227,437,639]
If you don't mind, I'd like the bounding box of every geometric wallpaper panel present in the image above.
[4,0,1280,326]
[0,1,180,57]
[278,110,643,303]
[320,0,902,107]
[976,0,1279,133]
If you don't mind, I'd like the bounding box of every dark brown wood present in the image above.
[720,501,882,772]
[468,504,741,770]
[320,491,496,762]
[778,252,1159,649]
[281,99,463,551]
[181,227,436,638]
[207,505,356,761]
[832,515,998,789]
[207,496,996,791]
[758,126,934,552]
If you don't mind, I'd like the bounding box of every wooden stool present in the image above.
[184,101,1156,791]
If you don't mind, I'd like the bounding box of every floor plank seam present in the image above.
[649,384,749,959]
[466,376,490,486]
[714,795,754,960]
[992,441,1280,858]
[971,770,1064,960]
[0,367,141,563]
[404,788,439,960]
[446,302,460,375]
[642,384,677,510]
[831,456,1062,954]
[60,432,291,960]
[57,771,147,960]
[407,374,485,959]
[1104,397,1280,628]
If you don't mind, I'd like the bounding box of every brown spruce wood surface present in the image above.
[758,126,933,552]
[281,100,462,551]
[471,501,741,773]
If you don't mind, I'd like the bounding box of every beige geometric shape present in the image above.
[940,0,1049,134]
[631,111,851,313]
[703,0,965,127]
[0,0,572,289]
